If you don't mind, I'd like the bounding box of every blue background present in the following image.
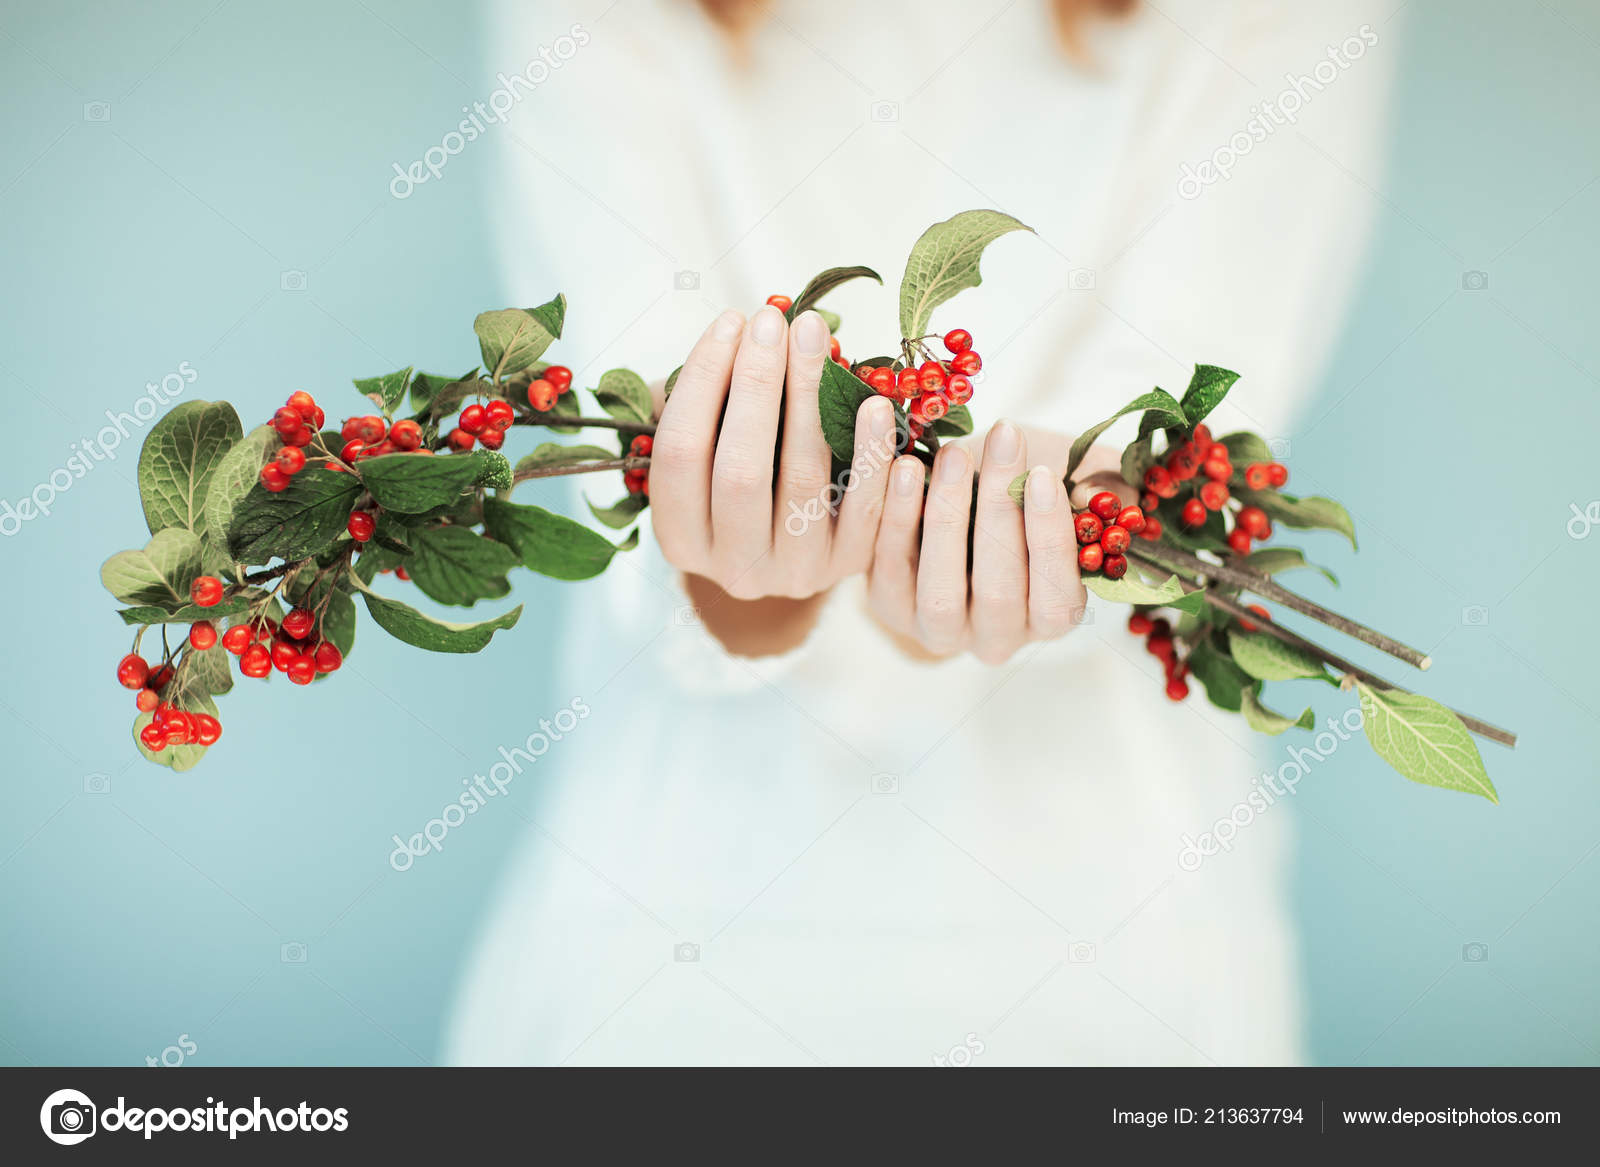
[1,0,1595,1065]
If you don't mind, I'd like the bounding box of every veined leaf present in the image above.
[137,399,242,539]
[101,529,206,608]
[354,577,521,654]
[593,368,653,424]
[899,209,1033,339]
[786,265,882,321]
[118,597,251,625]
[203,423,276,567]
[226,468,362,563]
[1357,683,1497,802]
[482,496,634,581]
[404,525,519,607]
[1178,364,1240,426]
[816,359,875,463]
[930,403,973,437]
[353,367,414,415]
[1241,547,1339,586]
[1237,488,1357,549]
[1066,390,1185,485]
[587,492,648,529]
[1187,639,1250,712]
[1083,572,1187,607]
[474,295,565,378]
[358,451,484,514]
[1228,629,1329,682]
[1219,431,1273,466]
[516,444,617,475]
[1240,686,1316,735]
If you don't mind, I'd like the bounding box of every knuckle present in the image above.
[713,456,767,496]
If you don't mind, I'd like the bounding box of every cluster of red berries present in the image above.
[260,390,326,492]
[1128,601,1272,703]
[136,697,223,753]
[221,605,344,685]
[1139,423,1289,556]
[522,364,574,415]
[446,397,519,453]
[624,433,651,496]
[1075,491,1153,580]
[115,574,232,750]
[336,413,427,464]
[856,329,983,442]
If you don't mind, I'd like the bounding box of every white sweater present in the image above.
[446,0,1395,1064]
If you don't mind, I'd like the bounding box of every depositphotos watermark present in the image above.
[1177,25,1379,200]
[388,697,590,870]
[39,1088,348,1145]
[389,25,590,199]
[2,361,197,537]
[1177,706,1366,872]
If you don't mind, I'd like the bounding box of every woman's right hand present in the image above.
[649,305,899,601]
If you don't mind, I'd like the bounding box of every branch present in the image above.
[511,455,650,485]
[516,414,656,435]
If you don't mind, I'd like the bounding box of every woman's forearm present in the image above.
[682,573,828,658]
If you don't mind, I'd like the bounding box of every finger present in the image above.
[916,444,974,654]
[832,395,898,575]
[649,309,744,565]
[772,310,836,577]
[868,455,927,637]
[710,305,788,578]
[1023,465,1086,639]
[968,420,1031,664]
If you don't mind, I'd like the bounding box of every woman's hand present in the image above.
[868,421,1113,666]
[650,305,898,602]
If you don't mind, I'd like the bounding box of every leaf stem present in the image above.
[515,414,656,435]
[511,456,651,485]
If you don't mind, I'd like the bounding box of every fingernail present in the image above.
[937,447,969,485]
[989,419,1020,463]
[895,457,922,497]
[866,396,892,439]
[713,309,743,342]
[1026,465,1058,513]
[751,306,784,348]
[794,310,827,356]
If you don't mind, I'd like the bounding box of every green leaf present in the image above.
[1120,432,1156,490]
[481,495,632,581]
[1007,472,1028,507]
[353,577,522,654]
[1357,683,1497,802]
[1240,686,1316,735]
[516,443,617,474]
[137,400,243,539]
[1178,364,1240,426]
[417,373,486,421]
[118,597,250,625]
[1228,629,1330,682]
[930,403,973,437]
[185,642,233,697]
[543,389,582,434]
[474,295,566,378]
[663,364,685,399]
[1241,547,1339,586]
[226,467,362,564]
[101,529,205,608]
[587,492,648,529]
[202,423,276,567]
[1187,640,1251,712]
[816,359,875,463]
[1167,589,1211,616]
[593,368,653,424]
[358,451,483,514]
[403,525,519,607]
[1237,488,1357,549]
[477,451,513,491]
[899,209,1033,339]
[815,308,841,333]
[1083,572,1187,607]
[353,367,414,415]
[786,265,882,321]
[1066,390,1186,485]
[1219,431,1273,466]
[409,370,466,414]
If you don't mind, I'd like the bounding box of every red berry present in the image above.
[1115,505,1146,534]
[287,654,317,685]
[390,419,423,450]
[188,621,218,651]
[1165,675,1190,701]
[1245,463,1271,490]
[1088,491,1121,522]
[347,511,376,542]
[1074,512,1103,545]
[1199,480,1230,510]
[239,643,271,678]
[356,416,386,444]
[765,294,793,312]
[1102,553,1128,580]
[1193,424,1213,449]
[394,566,410,581]
[281,607,314,640]
[447,427,475,452]
[1148,632,1175,662]
[916,392,949,423]
[340,417,364,442]
[313,642,343,673]
[943,328,973,354]
[1202,457,1231,482]
[543,365,573,393]
[284,424,314,448]
[478,426,505,450]
[1267,462,1289,488]
[193,713,222,746]
[1227,528,1253,555]
[897,368,920,400]
[270,638,298,672]
[1140,491,1160,513]
[253,618,278,642]
[1143,466,1177,499]
[139,722,167,751]
[148,663,174,691]
[1238,604,1271,633]
[946,374,974,405]
[869,367,896,395]
[1168,445,1200,481]
[1128,612,1153,636]
[485,399,515,431]
[829,337,841,360]
[459,403,487,434]
[918,361,947,393]
[340,438,367,464]
[624,469,647,494]
[1237,505,1271,539]
[310,406,325,429]
[276,446,306,475]
[1181,498,1207,527]
[1077,542,1104,572]
[950,349,981,375]
[1138,515,1163,541]
[135,687,160,713]
[221,625,252,655]
[526,379,557,411]
[287,390,317,420]
[116,653,149,689]
[190,576,224,607]
[629,434,653,457]
[1100,525,1131,555]
[272,406,302,435]
[260,464,291,492]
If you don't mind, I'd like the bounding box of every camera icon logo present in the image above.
[83,773,110,794]
[1462,942,1489,962]
[1068,268,1096,291]
[1461,270,1489,291]
[280,941,308,963]
[83,102,111,122]
[674,941,700,963]
[1266,437,1292,460]
[1461,606,1490,627]
[40,1088,96,1146]
[673,605,700,627]
[1067,941,1097,963]
[870,773,900,795]
[870,101,900,123]
[280,270,307,292]
[674,270,700,291]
